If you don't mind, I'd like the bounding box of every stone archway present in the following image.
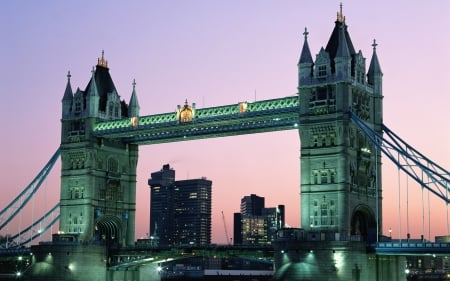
[350,205,376,242]
[95,215,123,244]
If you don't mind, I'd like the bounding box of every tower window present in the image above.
[321,171,328,184]
[318,65,327,78]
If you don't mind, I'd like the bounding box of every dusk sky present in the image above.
[1,1,449,244]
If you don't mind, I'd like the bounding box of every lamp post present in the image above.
[389,228,392,239]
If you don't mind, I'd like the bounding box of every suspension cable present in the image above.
[397,153,402,241]
[406,174,410,239]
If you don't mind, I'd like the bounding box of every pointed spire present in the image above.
[335,24,350,58]
[337,2,345,23]
[368,39,382,77]
[128,79,140,117]
[88,67,99,97]
[62,71,73,101]
[298,27,313,64]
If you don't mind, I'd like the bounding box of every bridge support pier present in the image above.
[107,264,161,281]
[25,244,107,281]
[273,239,406,281]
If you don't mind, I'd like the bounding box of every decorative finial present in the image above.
[91,66,95,75]
[372,39,378,51]
[303,27,309,40]
[97,50,108,67]
[67,71,71,81]
[337,2,345,23]
[132,79,136,89]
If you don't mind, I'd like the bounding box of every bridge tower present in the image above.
[297,7,383,241]
[59,52,140,246]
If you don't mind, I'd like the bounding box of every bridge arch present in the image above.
[95,215,123,244]
[350,204,376,242]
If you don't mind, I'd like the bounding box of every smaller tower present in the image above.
[334,24,351,79]
[298,27,314,84]
[62,71,73,118]
[128,79,140,117]
[86,67,99,117]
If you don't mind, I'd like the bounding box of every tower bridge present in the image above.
[1,5,450,281]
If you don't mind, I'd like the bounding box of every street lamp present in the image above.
[389,228,392,239]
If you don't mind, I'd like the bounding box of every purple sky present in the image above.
[1,1,449,244]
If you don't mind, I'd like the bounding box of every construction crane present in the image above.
[221,211,231,245]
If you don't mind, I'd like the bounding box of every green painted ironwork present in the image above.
[93,96,299,144]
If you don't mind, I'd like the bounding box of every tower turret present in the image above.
[298,27,314,85]
[62,71,73,118]
[334,24,351,79]
[128,79,140,117]
[87,67,99,117]
[368,39,383,96]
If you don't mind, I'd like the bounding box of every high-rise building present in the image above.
[234,194,284,245]
[148,164,212,246]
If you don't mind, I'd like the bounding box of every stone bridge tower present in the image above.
[297,7,383,241]
[59,53,140,246]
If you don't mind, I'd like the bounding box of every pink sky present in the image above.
[1,1,450,244]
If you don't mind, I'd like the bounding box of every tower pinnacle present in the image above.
[97,50,108,68]
[337,2,345,23]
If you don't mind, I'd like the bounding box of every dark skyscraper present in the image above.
[148,164,212,246]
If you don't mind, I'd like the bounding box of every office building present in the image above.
[233,194,285,245]
[148,164,212,246]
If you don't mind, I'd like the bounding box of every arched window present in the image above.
[108,158,118,173]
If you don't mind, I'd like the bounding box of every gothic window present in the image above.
[321,171,328,184]
[318,65,327,78]
[330,134,336,146]
[108,102,114,117]
[313,171,319,184]
[74,100,81,113]
[108,158,118,172]
[114,105,119,118]
[74,188,79,199]
[330,170,336,183]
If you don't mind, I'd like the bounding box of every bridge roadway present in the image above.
[93,96,299,144]
[375,241,450,255]
[107,244,275,270]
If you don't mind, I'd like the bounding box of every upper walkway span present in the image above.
[93,96,299,144]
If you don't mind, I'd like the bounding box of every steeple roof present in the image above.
[324,6,356,73]
[298,27,313,64]
[335,24,351,58]
[62,71,73,101]
[368,39,382,78]
[129,79,139,107]
[84,52,118,111]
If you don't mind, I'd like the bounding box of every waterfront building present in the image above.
[234,194,285,245]
[148,164,212,246]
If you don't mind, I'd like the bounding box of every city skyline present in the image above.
[1,1,450,244]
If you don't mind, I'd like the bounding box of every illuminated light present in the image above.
[294,123,298,127]
[18,256,23,261]
[157,266,162,272]
[130,116,139,127]
[281,250,285,254]
[405,269,410,274]
[177,100,195,123]
[238,102,248,113]
[16,272,21,277]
